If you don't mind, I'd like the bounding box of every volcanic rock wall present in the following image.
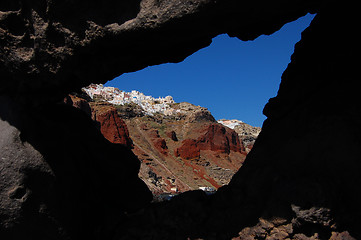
[1,0,360,239]
[90,101,134,147]
[0,0,320,104]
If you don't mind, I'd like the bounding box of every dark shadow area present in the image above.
[0,96,152,239]
[48,0,142,35]
[111,4,360,240]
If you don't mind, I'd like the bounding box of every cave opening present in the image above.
[105,13,315,128]
[78,14,314,197]
[2,1,360,239]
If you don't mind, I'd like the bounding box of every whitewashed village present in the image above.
[82,84,259,134]
[83,84,180,116]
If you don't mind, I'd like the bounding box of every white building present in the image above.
[83,84,177,116]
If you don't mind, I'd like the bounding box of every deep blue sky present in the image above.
[106,14,315,127]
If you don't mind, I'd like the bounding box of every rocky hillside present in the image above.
[218,119,261,152]
[71,85,261,194]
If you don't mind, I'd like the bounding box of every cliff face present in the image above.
[1,0,360,240]
[218,119,262,152]
[197,124,244,154]
[175,123,245,159]
[67,92,249,194]
[90,102,133,148]
[120,101,248,194]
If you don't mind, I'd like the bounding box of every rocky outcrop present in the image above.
[144,128,168,155]
[175,123,244,160]
[90,102,133,148]
[185,108,216,123]
[151,137,168,156]
[218,119,262,152]
[64,95,92,116]
[234,123,261,152]
[152,138,168,155]
[175,139,201,160]
[115,103,145,119]
[167,130,178,141]
[0,96,152,240]
[65,95,134,147]
[197,123,244,154]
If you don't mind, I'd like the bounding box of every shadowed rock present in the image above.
[0,0,320,105]
[0,96,152,239]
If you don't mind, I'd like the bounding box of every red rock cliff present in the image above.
[90,102,133,148]
[176,123,245,160]
[175,139,200,160]
[197,124,244,154]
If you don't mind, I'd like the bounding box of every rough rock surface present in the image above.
[0,96,152,240]
[146,129,168,156]
[64,94,92,116]
[167,130,178,141]
[233,123,261,152]
[90,102,133,147]
[0,0,320,105]
[175,139,201,160]
[197,123,244,154]
[175,123,244,159]
[65,95,134,147]
[1,0,360,240]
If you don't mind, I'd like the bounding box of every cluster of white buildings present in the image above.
[83,84,181,116]
[217,119,244,129]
